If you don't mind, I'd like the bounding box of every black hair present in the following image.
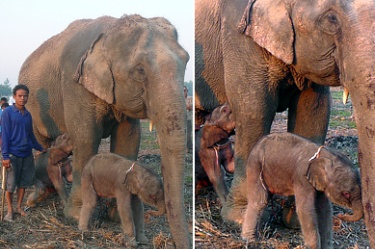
[13,84,30,96]
[1,103,9,108]
[1,97,7,102]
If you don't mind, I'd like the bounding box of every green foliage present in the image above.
[140,120,160,151]
[0,78,12,97]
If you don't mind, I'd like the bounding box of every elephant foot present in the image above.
[63,186,82,221]
[220,205,245,225]
[244,240,262,249]
[78,222,88,231]
[136,233,148,245]
[221,186,247,225]
[122,234,137,248]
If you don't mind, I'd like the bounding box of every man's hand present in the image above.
[2,159,10,168]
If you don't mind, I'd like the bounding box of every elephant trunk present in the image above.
[341,4,375,245]
[147,74,189,247]
[337,199,364,222]
[147,202,166,217]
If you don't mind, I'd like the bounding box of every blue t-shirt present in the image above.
[1,105,44,159]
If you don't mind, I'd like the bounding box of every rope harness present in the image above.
[309,146,324,161]
[212,139,231,174]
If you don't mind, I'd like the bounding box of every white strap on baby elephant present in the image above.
[309,146,324,161]
[126,162,136,174]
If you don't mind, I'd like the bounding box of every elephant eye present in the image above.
[149,194,157,202]
[342,192,351,200]
[318,10,341,35]
[131,64,147,82]
[221,106,229,114]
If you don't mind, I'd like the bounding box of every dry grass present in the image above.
[0,119,193,248]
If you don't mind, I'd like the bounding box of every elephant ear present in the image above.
[239,0,294,65]
[73,33,115,104]
[202,126,229,148]
[306,157,332,192]
[123,166,141,195]
[49,148,69,165]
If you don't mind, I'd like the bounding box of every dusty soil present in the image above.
[195,88,370,249]
[0,121,193,248]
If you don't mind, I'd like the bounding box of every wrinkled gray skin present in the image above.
[195,103,235,203]
[196,0,375,244]
[242,133,362,249]
[78,153,165,247]
[19,15,189,248]
[27,134,73,207]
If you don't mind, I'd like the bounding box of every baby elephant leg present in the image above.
[241,163,269,242]
[116,192,137,248]
[316,192,333,249]
[295,190,321,249]
[78,182,98,231]
[131,195,148,244]
[26,180,49,207]
[47,164,69,205]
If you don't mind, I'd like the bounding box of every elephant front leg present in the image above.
[110,117,141,160]
[116,192,137,248]
[295,190,321,249]
[200,151,229,204]
[131,195,148,244]
[221,92,277,224]
[288,84,331,144]
[47,165,69,206]
[315,192,333,249]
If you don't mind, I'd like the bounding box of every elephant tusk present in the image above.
[149,120,154,132]
[343,88,350,105]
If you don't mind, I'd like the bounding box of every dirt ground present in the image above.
[195,88,371,249]
[0,121,193,249]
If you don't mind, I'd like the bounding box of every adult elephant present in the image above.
[196,0,375,246]
[19,14,190,249]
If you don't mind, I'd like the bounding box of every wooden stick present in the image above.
[1,165,7,221]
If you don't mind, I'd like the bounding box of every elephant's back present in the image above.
[19,17,116,141]
[83,153,132,180]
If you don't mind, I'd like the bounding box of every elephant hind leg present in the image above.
[241,162,269,241]
[78,183,97,231]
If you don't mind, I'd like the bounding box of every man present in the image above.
[2,84,45,221]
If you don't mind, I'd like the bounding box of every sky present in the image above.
[0,0,194,87]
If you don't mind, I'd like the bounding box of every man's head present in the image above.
[1,97,8,105]
[13,84,30,108]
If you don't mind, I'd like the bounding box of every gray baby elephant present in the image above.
[242,133,362,249]
[78,153,165,247]
[27,134,73,207]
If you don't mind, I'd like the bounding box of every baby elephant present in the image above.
[195,103,235,203]
[27,134,73,207]
[78,153,165,247]
[242,133,362,249]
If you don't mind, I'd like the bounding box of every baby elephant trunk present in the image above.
[337,201,364,222]
[147,203,166,217]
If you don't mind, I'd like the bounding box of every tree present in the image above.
[184,80,193,96]
[0,78,12,97]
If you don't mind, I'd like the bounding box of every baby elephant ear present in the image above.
[202,126,229,148]
[306,157,332,192]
